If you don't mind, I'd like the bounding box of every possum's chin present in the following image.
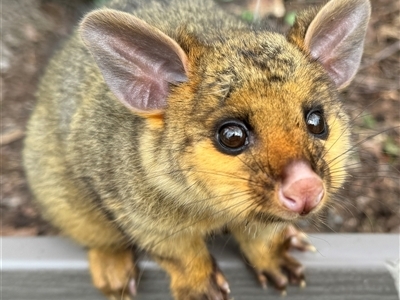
[248,205,325,225]
[248,211,288,225]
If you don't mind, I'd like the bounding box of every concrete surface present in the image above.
[2,234,399,300]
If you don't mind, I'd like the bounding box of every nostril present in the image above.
[303,189,324,214]
[278,160,325,215]
[279,178,324,215]
[285,197,297,206]
[278,188,306,213]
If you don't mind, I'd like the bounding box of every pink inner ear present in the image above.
[80,9,189,113]
[309,15,359,86]
[304,0,370,89]
[105,36,187,111]
[123,78,170,111]
[309,14,358,58]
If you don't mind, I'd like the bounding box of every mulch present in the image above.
[1,0,399,236]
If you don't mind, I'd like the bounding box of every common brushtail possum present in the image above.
[23,0,371,299]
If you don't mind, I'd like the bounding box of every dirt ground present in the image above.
[1,0,399,236]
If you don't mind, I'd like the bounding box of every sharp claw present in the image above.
[257,273,268,289]
[261,283,268,290]
[300,279,307,288]
[128,278,137,297]
[297,232,308,240]
[289,234,316,252]
[297,234,316,251]
[306,244,317,252]
[215,271,230,294]
[221,281,231,294]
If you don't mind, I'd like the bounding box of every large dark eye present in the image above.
[216,120,249,155]
[306,110,328,138]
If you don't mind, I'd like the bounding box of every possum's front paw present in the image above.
[172,259,230,300]
[233,225,314,294]
[257,226,316,293]
[253,244,305,293]
[88,248,137,300]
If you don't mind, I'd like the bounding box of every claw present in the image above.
[89,249,136,300]
[286,227,316,252]
[257,272,268,289]
[293,234,316,252]
[128,278,137,297]
[123,294,133,300]
[221,281,231,294]
[300,279,307,288]
[215,269,230,294]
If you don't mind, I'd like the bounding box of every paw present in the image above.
[285,225,316,252]
[174,260,230,300]
[88,248,137,300]
[254,249,305,293]
[255,226,314,293]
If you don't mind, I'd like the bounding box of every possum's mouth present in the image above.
[249,202,325,226]
[246,186,327,224]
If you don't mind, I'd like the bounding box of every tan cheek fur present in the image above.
[136,127,229,236]
[185,139,255,224]
[324,114,351,190]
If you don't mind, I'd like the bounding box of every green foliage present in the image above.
[241,10,254,23]
[285,11,297,26]
[362,114,377,129]
[94,0,108,7]
[383,136,400,158]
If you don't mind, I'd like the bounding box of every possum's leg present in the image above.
[89,248,137,300]
[231,224,313,292]
[146,234,230,300]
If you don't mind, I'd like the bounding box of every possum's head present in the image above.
[80,0,370,225]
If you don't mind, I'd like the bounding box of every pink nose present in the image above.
[279,160,324,215]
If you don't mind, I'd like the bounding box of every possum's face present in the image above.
[80,0,370,226]
[165,33,351,224]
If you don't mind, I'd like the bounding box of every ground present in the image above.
[1,0,399,236]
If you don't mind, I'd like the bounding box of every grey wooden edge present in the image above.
[1,234,399,300]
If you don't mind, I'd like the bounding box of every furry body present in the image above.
[24,0,370,299]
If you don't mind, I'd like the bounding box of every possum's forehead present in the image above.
[206,33,303,76]
[195,32,340,119]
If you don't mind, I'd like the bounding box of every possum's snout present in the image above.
[278,160,324,215]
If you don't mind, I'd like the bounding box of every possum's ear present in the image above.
[80,9,188,113]
[288,0,371,89]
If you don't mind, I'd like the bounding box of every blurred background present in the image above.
[1,0,399,236]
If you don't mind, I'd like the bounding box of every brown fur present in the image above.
[23,0,369,299]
